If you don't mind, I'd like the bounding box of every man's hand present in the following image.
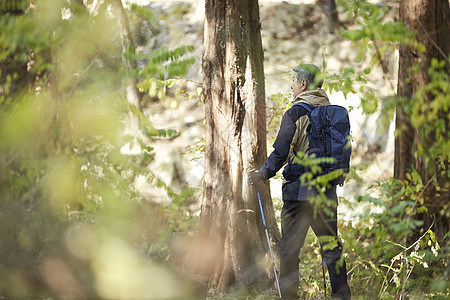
[249,169,265,186]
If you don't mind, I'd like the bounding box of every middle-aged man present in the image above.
[250,64,351,299]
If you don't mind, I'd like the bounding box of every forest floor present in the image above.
[136,0,399,220]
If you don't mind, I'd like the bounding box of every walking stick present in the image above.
[256,191,282,299]
[320,246,327,299]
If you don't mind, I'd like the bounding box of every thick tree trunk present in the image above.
[395,0,449,240]
[199,0,280,293]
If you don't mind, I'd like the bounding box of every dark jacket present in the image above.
[260,89,337,201]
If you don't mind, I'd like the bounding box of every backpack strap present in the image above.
[286,102,315,170]
[293,102,322,156]
[294,102,314,116]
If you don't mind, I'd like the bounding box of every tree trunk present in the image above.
[317,0,341,33]
[395,0,449,241]
[112,0,142,108]
[199,0,280,293]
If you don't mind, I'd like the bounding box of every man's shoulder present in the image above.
[286,102,310,122]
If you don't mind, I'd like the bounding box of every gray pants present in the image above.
[279,200,351,299]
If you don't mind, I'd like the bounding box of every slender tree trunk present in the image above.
[199,0,280,293]
[112,0,142,108]
[395,0,449,240]
[317,0,341,33]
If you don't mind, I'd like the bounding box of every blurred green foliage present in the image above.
[0,0,197,298]
[266,92,291,145]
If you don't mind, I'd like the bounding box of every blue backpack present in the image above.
[295,102,352,186]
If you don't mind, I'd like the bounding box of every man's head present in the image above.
[291,64,323,98]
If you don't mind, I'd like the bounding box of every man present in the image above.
[250,64,351,299]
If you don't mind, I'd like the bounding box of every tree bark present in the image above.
[199,0,280,293]
[395,0,449,240]
[317,0,341,33]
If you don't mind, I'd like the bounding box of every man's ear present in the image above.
[301,79,307,91]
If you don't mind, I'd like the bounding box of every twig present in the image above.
[416,174,436,201]
[401,261,415,300]
[2,150,22,169]
[371,40,396,92]
[379,220,435,296]
[405,219,435,254]
[418,21,450,64]
[386,240,407,250]
[380,258,399,295]
[67,57,97,98]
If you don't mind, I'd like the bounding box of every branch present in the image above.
[371,40,396,92]
[418,21,449,64]
[379,220,436,296]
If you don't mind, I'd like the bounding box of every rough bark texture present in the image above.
[317,0,341,33]
[199,0,280,293]
[395,0,449,241]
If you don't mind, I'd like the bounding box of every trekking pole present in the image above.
[256,191,282,299]
[320,247,327,299]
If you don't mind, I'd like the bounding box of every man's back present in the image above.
[287,88,330,168]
